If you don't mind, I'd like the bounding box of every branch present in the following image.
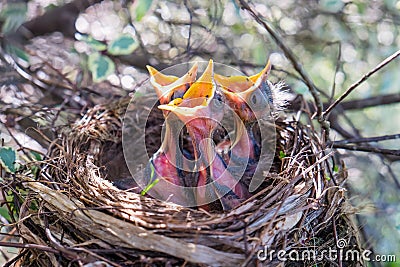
[323,49,400,117]
[237,0,324,122]
[339,93,400,110]
[288,92,400,140]
[8,0,103,42]
[289,92,400,114]
[332,143,400,157]
[0,241,60,254]
[333,134,400,145]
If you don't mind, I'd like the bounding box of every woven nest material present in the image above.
[15,95,362,266]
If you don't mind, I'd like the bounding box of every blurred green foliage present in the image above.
[0,2,27,33]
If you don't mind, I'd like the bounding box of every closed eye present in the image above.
[211,93,224,110]
[248,89,268,111]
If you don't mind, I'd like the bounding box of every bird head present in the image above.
[158,59,225,135]
[214,60,273,122]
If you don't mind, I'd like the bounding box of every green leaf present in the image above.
[5,45,30,63]
[76,34,107,51]
[231,23,245,34]
[279,150,286,159]
[87,53,115,82]
[355,2,367,14]
[132,0,154,22]
[384,261,400,267]
[0,206,12,222]
[13,46,29,62]
[141,178,159,196]
[134,91,144,98]
[30,200,39,211]
[30,151,42,161]
[333,165,339,172]
[5,191,14,203]
[0,3,27,33]
[30,151,41,176]
[0,147,17,173]
[44,3,58,12]
[107,35,139,56]
[141,164,159,195]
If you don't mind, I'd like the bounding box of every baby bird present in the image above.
[137,64,199,206]
[214,61,274,186]
[159,60,250,210]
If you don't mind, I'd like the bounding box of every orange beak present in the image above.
[147,63,198,105]
[158,59,218,121]
[215,60,270,102]
[215,60,271,122]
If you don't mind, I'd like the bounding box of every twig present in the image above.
[183,0,193,54]
[73,247,124,267]
[0,241,60,254]
[4,249,28,267]
[237,0,325,123]
[382,161,400,189]
[329,42,342,104]
[323,49,400,117]
[332,144,400,156]
[339,93,400,111]
[332,134,400,145]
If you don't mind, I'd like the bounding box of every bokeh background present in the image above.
[0,0,399,265]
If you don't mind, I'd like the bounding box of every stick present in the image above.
[323,49,400,117]
[237,0,324,121]
[332,144,400,156]
[332,134,400,145]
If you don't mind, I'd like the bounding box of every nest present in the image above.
[13,94,363,266]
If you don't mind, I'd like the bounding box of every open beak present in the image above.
[214,60,271,149]
[159,59,219,165]
[147,63,198,104]
[237,60,271,100]
[158,59,216,120]
[216,60,271,120]
[248,60,271,83]
[215,60,271,101]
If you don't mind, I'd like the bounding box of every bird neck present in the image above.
[160,120,178,156]
[185,119,214,162]
[231,117,256,160]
